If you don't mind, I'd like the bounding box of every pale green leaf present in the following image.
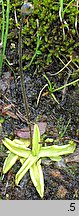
[30,159,44,198]
[36,50,42,55]
[32,124,40,156]
[50,155,62,161]
[3,138,31,158]
[4,138,29,149]
[38,141,76,158]
[13,138,30,147]
[20,158,26,164]
[45,138,54,143]
[15,154,38,185]
[3,152,18,174]
[19,138,30,147]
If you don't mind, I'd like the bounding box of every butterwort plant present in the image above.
[3,124,76,198]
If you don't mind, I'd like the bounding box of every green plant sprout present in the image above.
[43,74,60,104]
[2,124,76,198]
[37,74,79,106]
[0,0,10,75]
[37,74,59,106]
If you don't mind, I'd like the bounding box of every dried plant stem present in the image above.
[19,18,32,146]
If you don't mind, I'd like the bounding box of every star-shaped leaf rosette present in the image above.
[2,124,76,198]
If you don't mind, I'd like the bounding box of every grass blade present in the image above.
[0,0,10,73]
[3,0,10,57]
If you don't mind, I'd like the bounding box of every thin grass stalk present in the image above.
[59,0,63,21]
[2,0,10,58]
[0,0,5,71]
[27,32,40,68]
[62,0,75,18]
[75,0,78,33]
[53,78,79,92]
[19,17,32,146]
[1,0,5,44]
[0,0,10,74]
